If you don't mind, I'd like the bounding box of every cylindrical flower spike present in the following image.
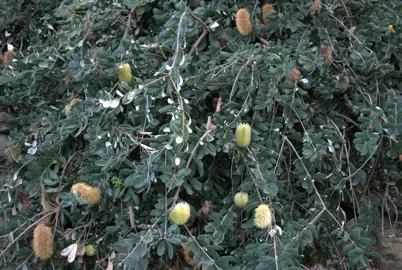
[236,123,251,148]
[254,204,273,229]
[236,9,253,36]
[33,224,54,260]
[262,4,276,24]
[118,63,133,84]
[169,202,191,225]
[71,183,101,204]
[234,192,249,208]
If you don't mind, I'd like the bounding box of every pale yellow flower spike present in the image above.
[234,192,249,208]
[169,202,191,225]
[236,123,251,148]
[254,204,273,229]
[118,63,133,84]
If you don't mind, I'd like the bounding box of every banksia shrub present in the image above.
[236,8,252,35]
[64,98,81,116]
[262,4,276,24]
[254,204,273,229]
[2,1,399,269]
[236,123,251,148]
[33,224,53,260]
[234,192,249,208]
[71,183,101,204]
[118,63,133,84]
[169,202,191,225]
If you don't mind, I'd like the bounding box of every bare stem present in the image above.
[184,225,222,270]
[129,206,136,231]
[189,29,208,56]
[123,8,136,39]
[170,129,213,210]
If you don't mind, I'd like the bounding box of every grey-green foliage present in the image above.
[0,0,400,269]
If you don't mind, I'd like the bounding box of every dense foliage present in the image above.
[1,0,401,269]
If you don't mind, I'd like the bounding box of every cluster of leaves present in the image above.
[0,0,401,269]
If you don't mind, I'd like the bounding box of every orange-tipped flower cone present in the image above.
[33,224,54,260]
[262,4,276,24]
[71,183,101,204]
[236,9,253,36]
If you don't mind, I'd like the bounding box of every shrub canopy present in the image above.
[1,0,401,269]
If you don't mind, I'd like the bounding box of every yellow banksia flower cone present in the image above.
[71,183,101,204]
[33,224,54,260]
[64,98,81,116]
[236,9,253,36]
[254,204,273,229]
[236,123,251,148]
[234,192,249,208]
[262,4,276,24]
[169,202,191,225]
[85,244,96,256]
[388,25,396,34]
[118,63,133,84]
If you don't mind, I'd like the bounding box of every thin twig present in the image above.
[170,129,213,209]
[123,8,136,39]
[17,251,34,269]
[251,0,260,20]
[259,37,270,46]
[273,236,279,270]
[327,13,362,44]
[333,112,359,127]
[128,206,136,231]
[184,225,222,270]
[171,11,187,70]
[188,13,210,56]
[229,56,253,101]
[189,29,208,56]
[190,13,209,30]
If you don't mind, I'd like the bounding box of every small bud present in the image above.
[234,192,249,208]
[85,244,96,256]
[235,123,251,148]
